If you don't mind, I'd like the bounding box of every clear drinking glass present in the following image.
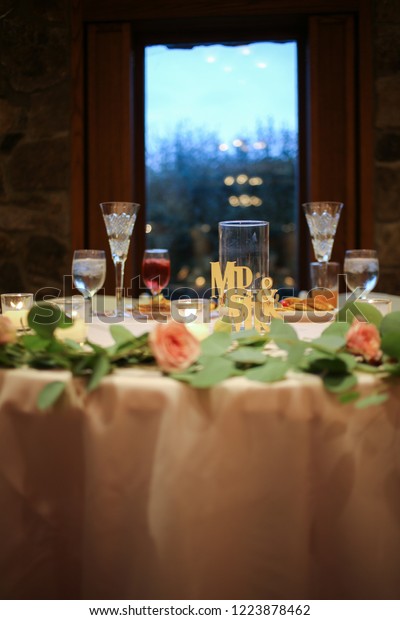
[72,249,106,318]
[218,220,269,294]
[310,261,340,308]
[142,249,171,300]
[100,202,140,317]
[303,201,343,288]
[344,249,379,299]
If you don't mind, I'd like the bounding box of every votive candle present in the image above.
[1,293,33,330]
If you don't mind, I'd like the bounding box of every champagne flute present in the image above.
[100,202,140,317]
[344,249,379,300]
[72,249,106,318]
[303,201,343,288]
[142,249,171,304]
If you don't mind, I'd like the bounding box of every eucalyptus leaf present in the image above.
[322,321,350,338]
[268,318,298,351]
[336,352,358,371]
[28,302,68,339]
[312,334,346,352]
[381,332,400,361]
[354,392,389,409]
[47,338,74,354]
[37,381,66,410]
[110,324,135,345]
[71,354,96,376]
[20,334,50,352]
[354,362,383,374]
[86,340,110,354]
[246,359,289,383]
[381,362,400,376]
[339,391,361,404]
[286,341,307,366]
[323,372,357,393]
[169,367,198,382]
[61,338,84,351]
[233,329,268,346]
[110,340,141,357]
[380,310,400,336]
[87,355,112,392]
[337,300,382,327]
[200,332,231,356]
[228,346,267,365]
[186,356,235,388]
[305,354,348,374]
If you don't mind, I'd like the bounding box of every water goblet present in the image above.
[100,201,140,317]
[303,201,343,288]
[72,249,106,318]
[142,249,171,304]
[344,249,379,300]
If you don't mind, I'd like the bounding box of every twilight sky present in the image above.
[145,41,298,149]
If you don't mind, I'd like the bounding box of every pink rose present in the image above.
[346,320,382,363]
[0,315,17,345]
[149,321,201,373]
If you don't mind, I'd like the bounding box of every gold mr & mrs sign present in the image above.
[210,260,279,332]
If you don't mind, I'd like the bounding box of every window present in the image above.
[145,41,298,294]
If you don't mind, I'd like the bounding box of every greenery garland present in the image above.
[0,300,399,410]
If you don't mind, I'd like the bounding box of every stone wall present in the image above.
[374,0,400,294]
[0,1,399,296]
[0,0,71,296]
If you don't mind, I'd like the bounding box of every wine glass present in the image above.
[303,201,343,288]
[100,202,140,317]
[142,249,171,305]
[72,249,106,318]
[344,249,379,300]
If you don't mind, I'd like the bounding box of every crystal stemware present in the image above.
[100,201,140,317]
[72,249,106,318]
[344,249,379,300]
[303,201,343,288]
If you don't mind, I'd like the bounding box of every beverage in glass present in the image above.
[72,249,106,317]
[142,249,171,297]
[344,249,379,299]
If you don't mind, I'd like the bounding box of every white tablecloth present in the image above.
[1,317,400,600]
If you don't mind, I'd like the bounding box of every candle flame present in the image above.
[11,301,24,310]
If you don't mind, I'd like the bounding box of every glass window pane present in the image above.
[145,41,298,296]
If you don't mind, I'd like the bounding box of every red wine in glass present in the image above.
[142,249,170,296]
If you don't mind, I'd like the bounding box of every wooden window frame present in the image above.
[71,0,373,293]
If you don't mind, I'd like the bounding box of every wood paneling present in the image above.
[86,23,136,294]
[83,0,360,22]
[71,0,85,254]
[308,14,356,269]
[358,0,374,248]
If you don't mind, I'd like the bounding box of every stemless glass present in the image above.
[100,201,140,317]
[218,220,269,293]
[72,249,106,318]
[303,201,343,288]
[142,249,171,300]
[344,249,379,299]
